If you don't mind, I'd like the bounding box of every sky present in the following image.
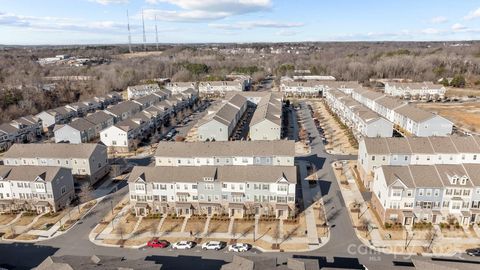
[0,0,480,45]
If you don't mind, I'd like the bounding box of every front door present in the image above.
[432,214,437,224]
[404,217,412,225]
[471,214,476,223]
[207,207,212,215]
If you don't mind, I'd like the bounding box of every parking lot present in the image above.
[230,106,255,140]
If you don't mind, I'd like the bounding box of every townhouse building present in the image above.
[53,111,114,144]
[371,163,480,227]
[198,81,244,96]
[1,143,109,184]
[325,90,393,138]
[164,82,197,94]
[128,165,297,219]
[126,84,161,100]
[36,107,77,131]
[358,136,480,188]
[197,94,248,141]
[384,82,446,100]
[65,100,97,117]
[0,165,75,213]
[348,88,452,136]
[104,101,142,123]
[54,118,96,144]
[280,81,325,97]
[0,115,42,146]
[154,140,295,167]
[101,92,197,152]
[249,93,283,140]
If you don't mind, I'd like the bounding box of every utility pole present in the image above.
[142,9,146,51]
[155,15,159,51]
[127,10,132,53]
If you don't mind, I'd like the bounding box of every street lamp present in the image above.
[110,200,114,216]
[358,206,370,219]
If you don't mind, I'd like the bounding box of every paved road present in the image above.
[1,101,479,270]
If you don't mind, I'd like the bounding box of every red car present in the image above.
[147,239,169,248]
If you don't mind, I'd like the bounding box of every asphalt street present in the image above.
[1,101,479,270]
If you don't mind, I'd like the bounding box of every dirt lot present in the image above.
[32,212,66,230]
[184,217,207,236]
[0,214,17,225]
[232,219,255,236]
[159,218,184,234]
[112,212,138,235]
[445,87,480,98]
[258,219,281,240]
[135,218,161,235]
[207,219,230,234]
[417,102,480,132]
[13,214,37,226]
[283,215,307,238]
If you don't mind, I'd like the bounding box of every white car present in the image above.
[228,243,250,252]
[201,241,226,250]
[172,241,194,250]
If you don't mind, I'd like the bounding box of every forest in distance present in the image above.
[1,41,480,123]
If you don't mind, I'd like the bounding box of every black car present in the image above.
[466,248,480,256]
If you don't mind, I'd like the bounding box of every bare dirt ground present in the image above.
[445,87,480,98]
[159,218,184,234]
[0,214,16,225]
[115,51,163,59]
[207,219,230,234]
[136,218,161,235]
[417,102,480,132]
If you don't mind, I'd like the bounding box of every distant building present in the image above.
[127,84,161,100]
[35,255,160,270]
[198,81,245,95]
[384,82,446,100]
[221,255,320,270]
[292,75,336,81]
[164,82,197,94]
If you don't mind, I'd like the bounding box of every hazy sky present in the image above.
[1,0,480,45]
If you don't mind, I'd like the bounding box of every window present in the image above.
[205,183,214,190]
[160,184,167,190]
[222,195,228,200]
[446,189,453,195]
[230,184,235,190]
[474,155,478,161]
[406,190,413,197]
[184,184,188,190]
[434,189,440,197]
[192,184,197,189]
[192,195,198,200]
[392,190,401,197]
[135,184,145,191]
[418,189,424,196]
[262,184,269,190]
[426,189,432,196]
[239,185,243,190]
[460,177,467,185]
[452,177,458,185]
[278,185,288,192]
[61,186,66,195]
[372,156,375,161]
[463,189,470,196]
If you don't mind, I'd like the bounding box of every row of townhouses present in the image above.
[126,84,171,100]
[36,92,122,132]
[344,88,453,136]
[249,92,283,141]
[0,116,42,152]
[1,143,109,184]
[197,94,248,141]
[384,82,446,100]
[0,165,75,214]
[100,90,198,152]
[129,140,297,218]
[128,165,297,218]
[358,136,480,185]
[164,77,250,96]
[280,80,361,98]
[371,163,480,227]
[154,140,295,167]
[325,89,393,138]
[54,111,115,144]
[357,136,480,227]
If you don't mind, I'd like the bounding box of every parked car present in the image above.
[147,239,169,248]
[172,241,195,249]
[228,243,251,252]
[466,248,480,256]
[201,241,226,250]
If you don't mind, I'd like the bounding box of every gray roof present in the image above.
[0,165,66,182]
[128,165,296,184]
[250,93,282,126]
[64,118,95,132]
[35,255,160,270]
[387,81,444,90]
[380,165,415,188]
[410,165,444,187]
[106,101,142,117]
[155,140,295,157]
[3,143,105,159]
[394,105,437,123]
[84,111,114,125]
[435,164,473,187]
[362,136,480,155]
